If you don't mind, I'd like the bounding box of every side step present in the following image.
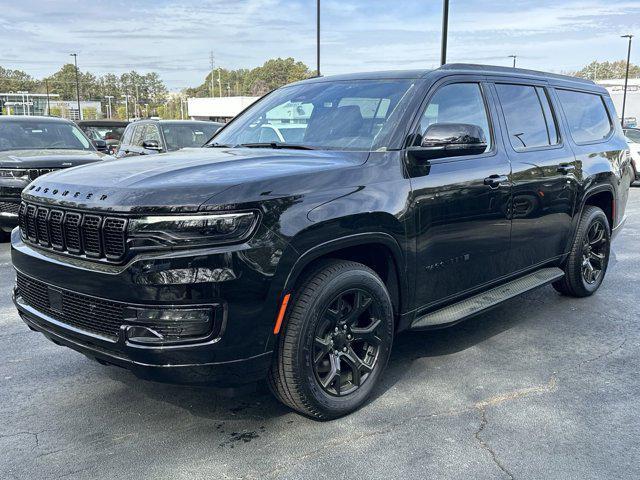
[410,267,564,329]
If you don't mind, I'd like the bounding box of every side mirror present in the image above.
[142,140,162,151]
[408,123,487,162]
[93,139,108,153]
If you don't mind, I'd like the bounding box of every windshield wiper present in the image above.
[236,142,316,150]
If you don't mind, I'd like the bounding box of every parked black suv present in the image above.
[115,119,223,158]
[0,116,105,240]
[11,65,631,419]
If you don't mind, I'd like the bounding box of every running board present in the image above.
[410,267,564,329]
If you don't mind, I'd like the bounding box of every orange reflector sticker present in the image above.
[273,293,291,335]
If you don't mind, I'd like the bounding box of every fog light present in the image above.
[125,307,214,344]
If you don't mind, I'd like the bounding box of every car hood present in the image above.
[0,149,105,168]
[23,147,368,213]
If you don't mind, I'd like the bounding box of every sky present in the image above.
[1,0,639,90]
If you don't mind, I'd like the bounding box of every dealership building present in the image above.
[187,96,259,122]
[597,78,640,126]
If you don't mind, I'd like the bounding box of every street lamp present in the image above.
[508,55,517,68]
[440,0,449,66]
[621,34,633,127]
[317,0,321,76]
[70,53,81,120]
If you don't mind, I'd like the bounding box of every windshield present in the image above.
[624,129,640,143]
[83,126,126,142]
[0,121,93,152]
[163,123,222,150]
[211,79,417,151]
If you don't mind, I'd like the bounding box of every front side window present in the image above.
[143,124,162,144]
[0,121,92,151]
[211,79,417,151]
[556,89,612,144]
[418,82,492,153]
[496,84,559,151]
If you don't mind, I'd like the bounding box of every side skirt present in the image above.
[410,267,564,330]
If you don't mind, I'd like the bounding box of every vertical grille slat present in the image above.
[36,207,50,247]
[18,202,128,263]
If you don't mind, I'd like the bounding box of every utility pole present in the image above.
[123,92,130,122]
[135,84,140,118]
[509,55,517,68]
[317,0,321,76]
[621,34,634,127]
[45,80,51,115]
[70,53,81,120]
[209,51,215,97]
[217,68,223,98]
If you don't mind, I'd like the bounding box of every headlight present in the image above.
[0,168,28,180]
[128,212,258,248]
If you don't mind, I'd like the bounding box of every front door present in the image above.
[409,80,513,310]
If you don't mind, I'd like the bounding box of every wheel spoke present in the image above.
[344,291,372,325]
[314,337,332,365]
[589,223,605,246]
[589,251,605,267]
[342,347,372,387]
[321,353,341,390]
[351,318,382,345]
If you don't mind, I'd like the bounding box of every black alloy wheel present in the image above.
[581,220,608,285]
[313,289,384,396]
[269,259,394,420]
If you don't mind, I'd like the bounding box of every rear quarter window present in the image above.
[556,90,612,144]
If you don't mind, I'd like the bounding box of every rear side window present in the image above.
[496,84,559,151]
[556,90,612,144]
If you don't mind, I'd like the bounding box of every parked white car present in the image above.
[624,128,640,184]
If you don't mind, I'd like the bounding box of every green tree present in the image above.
[575,60,640,80]
[44,63,98,101]
[0,66,37,92]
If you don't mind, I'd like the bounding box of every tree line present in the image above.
[1,58,636,120]
[0,57,314,119]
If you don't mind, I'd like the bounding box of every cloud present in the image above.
[0,0,639,89]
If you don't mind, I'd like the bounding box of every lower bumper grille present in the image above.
[16,273,124,339]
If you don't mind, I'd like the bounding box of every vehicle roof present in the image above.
[0,115,73,124]
[77,120,129,126]
[293,63,603,92]
[133,119,223,126]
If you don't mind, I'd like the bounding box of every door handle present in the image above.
[557,163,575,174]
[484,174,509,188]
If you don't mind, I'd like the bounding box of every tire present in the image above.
[268,259,394,420]
[0,230,9,243]
[553,206,611,297]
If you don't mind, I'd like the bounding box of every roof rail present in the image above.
[438,63,595,85]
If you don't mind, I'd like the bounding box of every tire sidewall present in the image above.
[294,268,394,417]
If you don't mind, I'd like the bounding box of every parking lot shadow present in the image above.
[100,290,545,422]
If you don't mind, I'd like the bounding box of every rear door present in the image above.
[410,78,513,309]
[491,80,578,271]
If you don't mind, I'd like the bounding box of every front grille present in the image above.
[0,201,20,215]
[28,168,58,181]
[16,273,125,339]
[18,202,128,262]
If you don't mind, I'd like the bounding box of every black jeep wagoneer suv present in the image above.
[11,64,631,419]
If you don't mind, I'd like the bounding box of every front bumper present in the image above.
[15,293,272,385]
[10,225,291,386]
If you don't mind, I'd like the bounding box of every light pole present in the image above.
[105,95,114,118]
[70,53,81,120]
[122,93,131,122]
[621,34,633,127]
[440,0,449,66]
[509,55,517,68]
[317,0,321,76]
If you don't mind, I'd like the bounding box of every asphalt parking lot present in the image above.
[0,189,638,480]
